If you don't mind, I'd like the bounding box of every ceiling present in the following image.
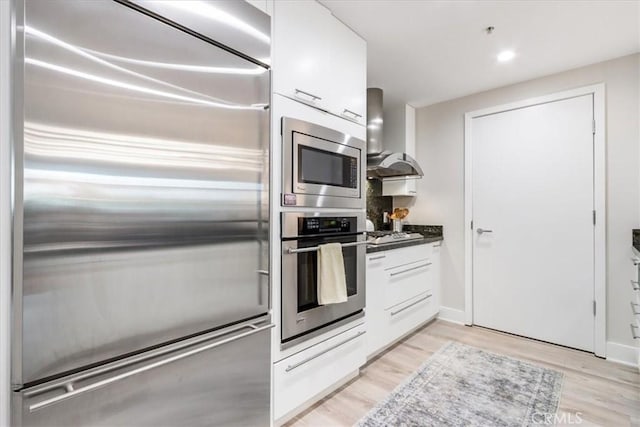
[320,0,640,108]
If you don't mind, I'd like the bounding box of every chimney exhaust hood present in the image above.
[366,88,423,179]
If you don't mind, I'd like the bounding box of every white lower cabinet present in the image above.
[366,242,441,358]
[385,257,433,308]
[273,323,366,421]
[631,254,640,348]
[385,291,436,342]
[365,253,387,355]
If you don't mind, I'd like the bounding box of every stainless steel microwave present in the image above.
[282,117,366,209]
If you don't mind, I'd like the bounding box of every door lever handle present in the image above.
[476,228,493,235]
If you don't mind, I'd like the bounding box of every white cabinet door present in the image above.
[365,252,387,356]
[326,18,366,125]
[384,244,432,271]
[384,291,436,343]
[366,244,441,358]
[431,242,441,309]
[273,324,366,421]
[273,0,332,109]
[382,179,417,196]
[273,1,366,125]
[384,258,432,309]
[245,0,269,15]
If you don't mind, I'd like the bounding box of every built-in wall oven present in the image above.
[281,212,366,347]
[281,118,366,209]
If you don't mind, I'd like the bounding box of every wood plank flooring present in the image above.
[285,320,640,427]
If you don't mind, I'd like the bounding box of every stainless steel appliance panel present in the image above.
[281,212,366,345]
[17,0,269,385]
[282,117,365,209]
[130,0,271,66]
[15,318,273,427]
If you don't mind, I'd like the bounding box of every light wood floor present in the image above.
[285,320,640,427]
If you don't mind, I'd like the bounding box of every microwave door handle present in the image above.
[286,240,368,254]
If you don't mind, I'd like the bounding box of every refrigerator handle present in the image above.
[257,270,269,306]
[27,322,275,412]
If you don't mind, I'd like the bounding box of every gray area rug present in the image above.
[356,341,563,427]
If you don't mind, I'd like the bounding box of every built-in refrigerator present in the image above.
[10,1,272,425]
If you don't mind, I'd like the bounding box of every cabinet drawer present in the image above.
[367,252,387,268]
[273,324,366,421]
[384,258,432,308]
[385,292,436,344]
[385,244,432,267]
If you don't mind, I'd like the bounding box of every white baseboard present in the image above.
[437,306,466,325]
[606,341,639,368]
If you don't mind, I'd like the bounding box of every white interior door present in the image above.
[472,94,595,352]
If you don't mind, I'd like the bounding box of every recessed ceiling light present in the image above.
[497,50,515,62]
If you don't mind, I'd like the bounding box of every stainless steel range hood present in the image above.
[366,88,424,179]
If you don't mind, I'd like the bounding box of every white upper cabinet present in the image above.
[326,18,367,125]
[273,0,366,125]
[273,1,332,108]
[245,0,272,16]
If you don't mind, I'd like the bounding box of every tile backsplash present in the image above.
[366,179,392,231]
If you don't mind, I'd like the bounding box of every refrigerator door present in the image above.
[14,317,273,427]
[129,0,271,66]
[15,0,270,386]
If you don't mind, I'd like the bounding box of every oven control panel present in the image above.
[299,217,356,235]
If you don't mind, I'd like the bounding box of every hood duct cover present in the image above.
[366,88,423,179]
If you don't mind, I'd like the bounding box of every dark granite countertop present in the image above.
[366,235,443,253]
[633,229,640,257]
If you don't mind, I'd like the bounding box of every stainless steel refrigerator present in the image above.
[10,1,272,425]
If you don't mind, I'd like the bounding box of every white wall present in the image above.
[412,53,640,348]
[0,0,11,424]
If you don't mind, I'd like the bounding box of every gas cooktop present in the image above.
[367,231,424,246]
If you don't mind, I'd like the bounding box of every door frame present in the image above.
[463,84,606,357]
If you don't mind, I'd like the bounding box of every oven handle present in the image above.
[285,240,368,254]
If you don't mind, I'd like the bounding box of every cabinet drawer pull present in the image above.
[284,330,365,373]
[342,109,362,119]
[390,262,431,277]
[390,294,432,316]
[631,324,640,339]
[369,255,386,261]
[631,302,640,316]
[632,257,640,266]
[294,88,322,102]
[632,280,640,291]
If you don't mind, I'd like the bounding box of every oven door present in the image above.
[281,233,366,346]
[282,117,365,208]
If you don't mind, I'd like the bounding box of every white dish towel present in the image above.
[317,242,348,305]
